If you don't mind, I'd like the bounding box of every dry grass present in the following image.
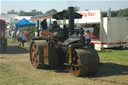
[0,42,128,85]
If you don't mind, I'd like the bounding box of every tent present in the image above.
[16,18,35,29]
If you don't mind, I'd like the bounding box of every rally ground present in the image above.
[0,42,128,85]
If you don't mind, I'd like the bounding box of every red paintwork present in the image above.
[91,42,127,45]
[0,19,6,38]
[0,19,5,23]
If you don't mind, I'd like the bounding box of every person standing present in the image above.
[21,32,26,47]
[52,21,60,32]
[84,30,91,47]
[40,19,47,31]
[11,30,15,42]
[25,31,29,41]
[17,31,22,46]
[25,31,29,47]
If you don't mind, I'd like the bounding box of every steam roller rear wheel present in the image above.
[30,40,46,68]
[69,48,100,77]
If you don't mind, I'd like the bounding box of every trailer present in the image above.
[0,19,7,52]
[77,10,128,50]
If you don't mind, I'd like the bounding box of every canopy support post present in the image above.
[37,20,40,37]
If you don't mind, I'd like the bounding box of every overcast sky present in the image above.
[0,0,128,14]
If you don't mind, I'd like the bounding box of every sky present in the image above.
[0,0,128,14]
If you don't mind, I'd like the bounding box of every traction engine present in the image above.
[30,7,100,76]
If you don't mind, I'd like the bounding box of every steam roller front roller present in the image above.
[68,47,100,77]
[30,40,47,68]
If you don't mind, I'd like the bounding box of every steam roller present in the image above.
[30,7,100,77]
[30,37,99,77]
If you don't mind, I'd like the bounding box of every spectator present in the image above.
[21,32,26,47]
[35,31,38,37]
[25,31,29,41]
[16,30,20,38]
[25,31,29,47]
[52,21,60,32]
[84,30,91,47]
[17,31,22,46]
[11,30,15,42]
[79,26,84,37]
[40,19,47,30]
[63,25,68,40]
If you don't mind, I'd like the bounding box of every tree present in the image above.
[18,9,43,16]
[1,13,5,15]
[85,9,89,11]
[7,10,18,14]
[45,9,57,14]
[74,6,80,12]
[19,10,25,16]
[111,11,118,17]
[102,11,107,17]
[36,11,43,15]
[31,9,37,15]
[117,8,128,17]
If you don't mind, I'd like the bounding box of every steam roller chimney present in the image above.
[68,7,74,34]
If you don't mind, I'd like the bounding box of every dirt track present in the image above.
[0,46,128,85]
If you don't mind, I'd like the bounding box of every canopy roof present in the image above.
[53,10,82,20]
[31,12,55,21]
[31,10,82,21]
[0,19,5,23]
[16,18,35,29]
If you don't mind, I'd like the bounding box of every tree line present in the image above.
[102,8,128,17]
[6,6,80,16]
[7,9,57,16]
[7,7,128,17]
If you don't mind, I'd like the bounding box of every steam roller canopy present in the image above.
[69,48,100,76]
[30,40,47,68]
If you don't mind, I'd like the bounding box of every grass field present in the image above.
[99,49,128,65]
[0,40,128,85]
